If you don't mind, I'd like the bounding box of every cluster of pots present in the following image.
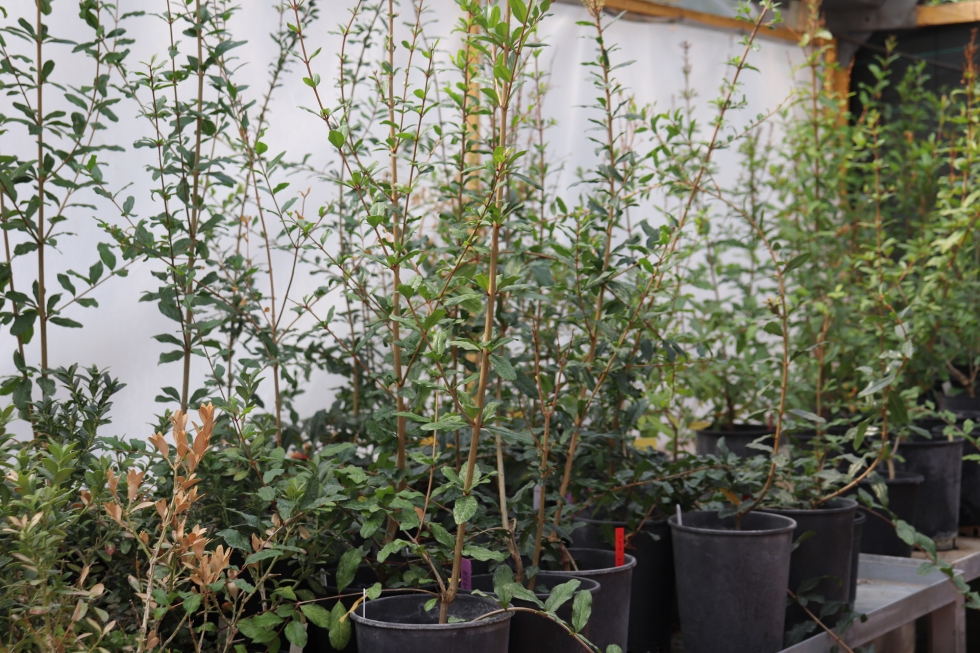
[313,404,980,653]
[343,548,636,653]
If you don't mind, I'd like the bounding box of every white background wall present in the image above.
[0,0,804,440]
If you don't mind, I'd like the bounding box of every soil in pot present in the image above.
[849,511,866,606]
[571,516,674,653]
[469,572,600,653]
[764,498,857,631]
[540,547,636,652]
[695,423,776,458]
[669,510,795,653]
[850,471,924,557]
[896,431,964,550]
[350,594,512,653]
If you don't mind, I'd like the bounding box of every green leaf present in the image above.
[218,529,251,551]
[606,646,623,653]
[300,604,332,629]
[503,581,544,608]
[10,312,36,337]
[244,549,283,565]
[159,350,185,364]
[98,242,117,270]
[49,317,83,328]
[572,588,592,633]
[490,354,516,380]
[336,548,362,593]
[258,486,276,502]
[429,522,455,548]
[182,592,202,614]
[328,130,345,149]
[887,389,909,425]
[329,602,351,649]
[285,619,308,648]
[508,0,527,22]
[783,253,809,275]
[858,374,896,398]
[544,579,580,613]
[366,582,382,599]
[762,322,783,337]
[378,539,409,562]
[453,495,478,525]
[895,519,916,545]
[462,545,506,562]
[422,414,468,432]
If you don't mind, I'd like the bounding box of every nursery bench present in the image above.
[779,552,968,653]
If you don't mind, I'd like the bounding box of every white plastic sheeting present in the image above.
[0,1,804,438]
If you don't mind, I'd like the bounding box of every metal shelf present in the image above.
[779,537,980,653]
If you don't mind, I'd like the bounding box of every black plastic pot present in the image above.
[469,572,599,653]
[669,511,795,653]
[853,471,924,557]
[541,548,636,652]
[764,498,857,630]
[939,393,980,413]
[695,423,776,458]
[850,511,866,606]
[350,594,512,653]
[897,433,964,550]
[571,517,674,653]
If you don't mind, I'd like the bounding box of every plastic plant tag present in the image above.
[615,527,625,567]
[460,558,472,590]
[533,485,542,510]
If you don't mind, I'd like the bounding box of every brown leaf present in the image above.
[126,469,144,504]
[149,432,169,459]
[104,502,124,527]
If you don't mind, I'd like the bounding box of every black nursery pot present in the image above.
[854,471,924,557]
[571,516,674,653]
[695,423,776,458]
[542,548,636,652]
[849,511,866,607]
[938,393,980,414]
[469,573,600,653]
[669,511,795,653]
[764,498,857,631]
[350,594,512,653]
[898,432,964,550]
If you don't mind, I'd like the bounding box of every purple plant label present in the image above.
[460,558,472,590]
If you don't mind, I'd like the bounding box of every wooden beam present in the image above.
[598,0,802,43]
[917,2,980,28]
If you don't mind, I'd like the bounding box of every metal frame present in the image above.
[778,538,980,653]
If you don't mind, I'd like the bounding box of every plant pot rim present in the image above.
[349,594,512,631]
[762,497,858,516]
[551,547,638,574]
[668,510,797,536]
[573,515,667,529]
[860,470,925,486]
[854,510,867,524]
[900,434,965,446]
[470,571,601,598]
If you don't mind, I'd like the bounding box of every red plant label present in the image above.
[615,527,625,567]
